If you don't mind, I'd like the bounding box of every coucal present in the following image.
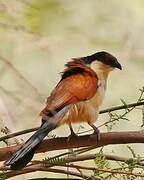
[4,51,122,170]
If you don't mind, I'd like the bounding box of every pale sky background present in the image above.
[0,0,144,179]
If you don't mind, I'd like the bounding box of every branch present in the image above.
[25,153,144,171]
[63,164,144,178]
[99,101,144,114]
[0,127,39,142]
[0,101,143,142]
[1,152,143,180]
[0,131,144,162]
[42,153,144,167]
[104,154,144,166]
[1,165,90,179]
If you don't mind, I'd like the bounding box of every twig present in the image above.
[99,101,144,114]
[0,127,39,142]
[104,154,144,166]
[1,165,89,179]
[30,154,144,168]
[0,131,144,162]
[62,164,144,178]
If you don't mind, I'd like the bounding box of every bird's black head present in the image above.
[82,51,122,70]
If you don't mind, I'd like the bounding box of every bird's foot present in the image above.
[67,131,79,142]
[90,126,100,141]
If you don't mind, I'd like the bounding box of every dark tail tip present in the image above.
[5,120,57,170]
[10,145,39,170]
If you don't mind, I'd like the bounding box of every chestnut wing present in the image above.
[40,72,98,117]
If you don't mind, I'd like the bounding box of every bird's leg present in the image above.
[68,123,78,141]
[88,123,100,141]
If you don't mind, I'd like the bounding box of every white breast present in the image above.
[90,79,106,109]
[83,79,106,124]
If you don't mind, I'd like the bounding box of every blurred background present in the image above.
[0,0,144,179]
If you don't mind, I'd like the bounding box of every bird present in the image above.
[4,51,122,170]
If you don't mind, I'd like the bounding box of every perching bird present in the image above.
[4,51,122,170]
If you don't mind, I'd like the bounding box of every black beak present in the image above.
[115,61,122,70]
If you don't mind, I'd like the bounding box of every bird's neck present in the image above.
[96,68,109,81]
[90,62,112,81]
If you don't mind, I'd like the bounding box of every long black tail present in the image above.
[4,120,57,170]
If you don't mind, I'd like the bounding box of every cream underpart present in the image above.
[59,61,113,126]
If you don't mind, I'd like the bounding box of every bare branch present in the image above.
[99,101,144,114]
[1,165,90,179]
[0,127,39,142]
[63,164,144,178]
[29,153,144,168]
[0,131,144,162]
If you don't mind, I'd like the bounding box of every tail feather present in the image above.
[4,121,56,170]
[4,106,70,170]
[11,144,39,170]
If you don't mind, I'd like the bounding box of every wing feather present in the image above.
[40,59,98,118]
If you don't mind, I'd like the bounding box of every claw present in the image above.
[67,123,78,141]
[90,129,100,141]
[67,132,78,141]
[88,123,100,141]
